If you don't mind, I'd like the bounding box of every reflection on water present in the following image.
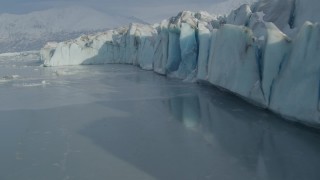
[79,71,320,180]
[164,87,320,180]
[167,95,201,129]
[0,61,319,180]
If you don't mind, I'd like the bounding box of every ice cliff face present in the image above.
[41,0,320,127]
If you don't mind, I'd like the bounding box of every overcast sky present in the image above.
[0,0,254,22]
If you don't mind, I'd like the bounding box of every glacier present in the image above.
[41,0,320,127]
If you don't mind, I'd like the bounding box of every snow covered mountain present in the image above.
[0,6,146,53]
[41,0,320,127]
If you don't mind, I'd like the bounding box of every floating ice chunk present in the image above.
[0,75,20,84]
[14,81,49,87]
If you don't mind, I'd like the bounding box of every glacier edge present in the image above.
[41,0,320,127]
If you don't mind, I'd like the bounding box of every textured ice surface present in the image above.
[41,0,320,126]
[270,22,320,124]
[251,0,320,36]
[227,4,252,26]
[208,24,264,105]
[251,0,295,31]
[196,22,211,81]
[261,23,291,105]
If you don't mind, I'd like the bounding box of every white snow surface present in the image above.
[41,0,320,126]
[0,6,146,53]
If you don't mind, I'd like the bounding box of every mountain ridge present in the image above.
[0,6,146,53]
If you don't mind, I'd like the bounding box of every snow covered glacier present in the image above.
[41,0,320,127]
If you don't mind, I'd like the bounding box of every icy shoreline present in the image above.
[40,0,320,126]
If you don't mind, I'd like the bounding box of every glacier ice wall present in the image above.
[270,22,320,123]
[41,0,320,127]
[208,24,265,106]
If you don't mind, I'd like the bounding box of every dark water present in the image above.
[0,59,320,180]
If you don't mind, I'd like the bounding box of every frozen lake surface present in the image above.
[1,59,320,180]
